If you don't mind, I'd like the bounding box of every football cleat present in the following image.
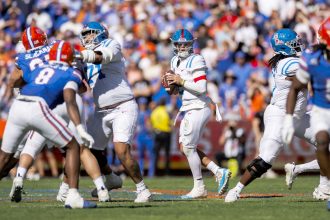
[64,190,97,209]
[56,182,69,202]
[215,168,231,195]
[91,173,123,198]
[134,188,152,203]
[181,186,207,199]
[9,177,23,203]
[224,188,240,203]
[284,163,297,190]
[98,187,110,202]
[313,185,330,200]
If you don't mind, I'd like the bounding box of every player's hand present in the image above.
[76,124,94,148]
[282,114,294,145]
[166,74,184,86]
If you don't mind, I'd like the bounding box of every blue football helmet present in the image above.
[170,29,195,58]
[80,22,109,49]
[271,29,304,55]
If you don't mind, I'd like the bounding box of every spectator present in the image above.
[150,98,172,175]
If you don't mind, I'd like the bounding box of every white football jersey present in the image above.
[170,54,209,111]
[270,57,307,116]
[86,39,134,108]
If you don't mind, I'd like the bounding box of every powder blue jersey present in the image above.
[298,49,330,108]
[20,63,82,109]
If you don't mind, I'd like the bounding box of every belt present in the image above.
[97,98,134,111]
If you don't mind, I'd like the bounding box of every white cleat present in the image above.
[65,190,97,209]
[134,188,152,203]
[313,185,330,200]
[181,186,207,199]
[284,163,297,190]
[98,187,110,202]
[91,173,123,198]
[9,177,23,203]
[224,188,240,203]
[56,182,69,202]
[215,168,231,195]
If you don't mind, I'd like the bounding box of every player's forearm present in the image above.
[66,101,82,127]
[81,47,121,64]
[286,77,307,115]
[182,80,207,95]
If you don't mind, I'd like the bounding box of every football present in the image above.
[161,70,179,95]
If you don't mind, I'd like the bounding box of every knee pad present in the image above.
[247,157,272,178]
[90,149,108,168]
[182,146,196,157]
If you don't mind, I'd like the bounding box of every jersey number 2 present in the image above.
[35,68,55,84]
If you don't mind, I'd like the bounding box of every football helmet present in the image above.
[318,17,330,47]
[170,29,194,59]
[80,22,108,50]
[271,29,303,55]
[49,41,74,65]
[21,26,47,51]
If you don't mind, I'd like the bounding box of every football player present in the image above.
[163,28,231,198]
[225,29,320,202]
[79,21,151,203]
[0,41,96,208]
[282,17,330,210]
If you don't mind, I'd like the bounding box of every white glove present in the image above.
[81,50,96,63]
[76,124,94,148]
[282,114,294,145]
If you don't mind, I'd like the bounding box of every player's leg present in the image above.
[80,146,109,202]
[179,108,213,198]
[34,102,95,208]
[112,100,151,202]
[225,105,281,202]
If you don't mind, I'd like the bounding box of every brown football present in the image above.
[162,70,179,95]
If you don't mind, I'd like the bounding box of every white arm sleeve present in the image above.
[64,81,79,91]
[95,40,122,64]
[296,58,310,84]
[296,68,310,84]
[182,70,207,95]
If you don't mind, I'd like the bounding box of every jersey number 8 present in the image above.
[35,68,55,85]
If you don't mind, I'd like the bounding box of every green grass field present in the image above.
[0,175,328,220]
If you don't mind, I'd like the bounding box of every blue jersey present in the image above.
[300,49,330,108]
[20,63,82,109]
[15,44,52,73]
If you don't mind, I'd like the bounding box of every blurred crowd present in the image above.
[0,0,329,177]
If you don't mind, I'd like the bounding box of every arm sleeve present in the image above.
[281,58,299,77]
[295,56,310,84]
[64,81,79,91]
[182,55,208,95]
[95,39,122,64]
[182,70,207,95]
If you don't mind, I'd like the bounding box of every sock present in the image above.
[93,176,106,191]
[295,160,319,174]
[185,150,204,188]
[206,161,220,175]
[320,175,329,187]
[16,167,27,178]
[60,181,69,189]
[68,188,78,194]
[136,180,147,192]
[234,182,245,193]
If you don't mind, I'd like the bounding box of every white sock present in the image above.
[16,167,27,178]
[60,181,69,189]
[136,180,147,192]
[206,161,220,175]
[185,150,204,188]
[234,182,245,193]
[295,160,319,174]
[320,175,329,187]
[68,188,78,194]
[93,176,106,191]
